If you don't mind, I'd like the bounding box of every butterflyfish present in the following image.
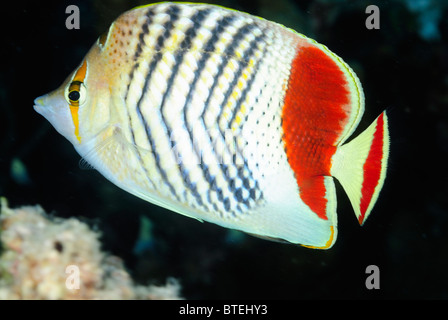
[34,2,389,249]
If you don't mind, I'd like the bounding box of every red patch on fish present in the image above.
[359,112,385,224]
[282,45,350,220]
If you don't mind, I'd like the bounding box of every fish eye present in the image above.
[66,81,86,106]
[68,90,80,102]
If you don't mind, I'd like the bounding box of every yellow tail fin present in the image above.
[331,112,390,225]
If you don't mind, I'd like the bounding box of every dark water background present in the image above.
[1,0,447,299]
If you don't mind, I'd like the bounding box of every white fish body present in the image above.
[34,2,389,248]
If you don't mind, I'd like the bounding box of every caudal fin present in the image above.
[331,111,389,225]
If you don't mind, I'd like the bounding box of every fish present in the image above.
[34,2,389,249]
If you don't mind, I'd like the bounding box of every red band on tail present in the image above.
[282,45,350,220]
[359,113,385,224]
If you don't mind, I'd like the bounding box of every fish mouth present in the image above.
[33,95,52,117]
[33,104,44,115]
[32,93,78,145]
[33,96,45,113]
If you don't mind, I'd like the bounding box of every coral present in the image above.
[0,198,182,300]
